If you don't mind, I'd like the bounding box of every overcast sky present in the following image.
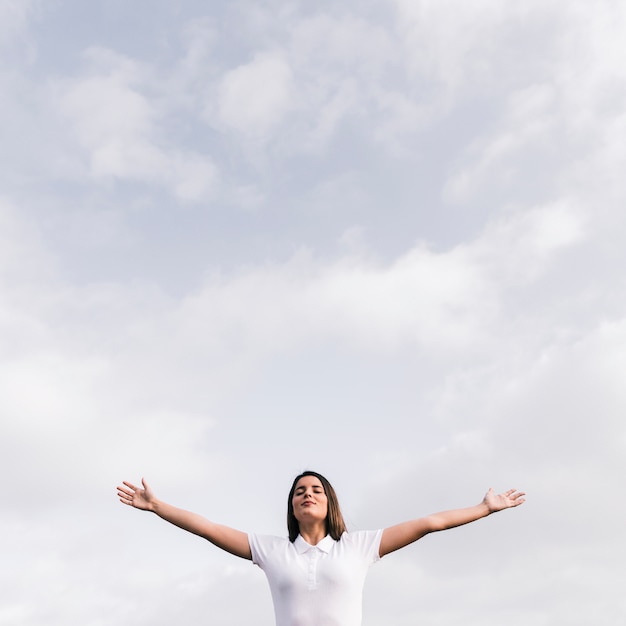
[1,1,625,624]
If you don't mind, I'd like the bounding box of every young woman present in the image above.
[117,471,525,626]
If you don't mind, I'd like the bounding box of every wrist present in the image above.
[479,501,493,516]
[147,498,161,514]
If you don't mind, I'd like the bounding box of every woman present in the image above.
[117,471,525,626]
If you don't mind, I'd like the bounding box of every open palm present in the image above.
[117,478,156,511]
[483,487,525,512]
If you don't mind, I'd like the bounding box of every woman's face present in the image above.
[291,475,328,523]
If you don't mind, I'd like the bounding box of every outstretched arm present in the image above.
[379,488,525,558]
[117,478,252,560]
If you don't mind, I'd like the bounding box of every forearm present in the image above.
[151,499,214,538]
[380,502,491,556]
[426,502,491,533]
[150,499,251,559]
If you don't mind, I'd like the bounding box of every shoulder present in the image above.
[249,533,289,551]
[248,534,290,565]
[340,529,383,544]
[338,529,383,560]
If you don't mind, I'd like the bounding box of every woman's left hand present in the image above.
[483,487,526,513]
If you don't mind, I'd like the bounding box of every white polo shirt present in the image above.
[249,530,383,626]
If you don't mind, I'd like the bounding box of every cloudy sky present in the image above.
[1,0,625,624]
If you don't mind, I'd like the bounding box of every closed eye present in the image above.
[295,487,324,495]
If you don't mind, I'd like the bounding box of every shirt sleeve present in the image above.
[345,529,384,564]
[249,533,287,567]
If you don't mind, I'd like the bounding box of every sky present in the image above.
[1,0,625,624]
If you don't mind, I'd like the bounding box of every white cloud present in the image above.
[163,198,586,371]
[194,11,427,156]
[213,51,295,139]
[441,3,626,212]
[471,200,586,284]
[170,244,490,360]
[178,17,219,84]
[290,13,394,77]
[0,198,53,285]
[488,318,626,462]
[57,47,218,202]
[170,151,218,202]
[443,84,559,204]
[392,0,553,93]
[298,79,360,154]
[371,90,432,154]
[0,0,36,52]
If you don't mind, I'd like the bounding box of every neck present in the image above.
[298,521,327,546]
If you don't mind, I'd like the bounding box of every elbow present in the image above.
[424,515,446,534]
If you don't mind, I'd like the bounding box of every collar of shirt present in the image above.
[294,534,335,555]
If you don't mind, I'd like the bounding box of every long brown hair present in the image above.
[287,471,348,542]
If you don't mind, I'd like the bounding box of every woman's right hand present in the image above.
[117,478,156,511]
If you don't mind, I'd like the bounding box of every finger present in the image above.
[123,481,138,491]
[508,490,525,505]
